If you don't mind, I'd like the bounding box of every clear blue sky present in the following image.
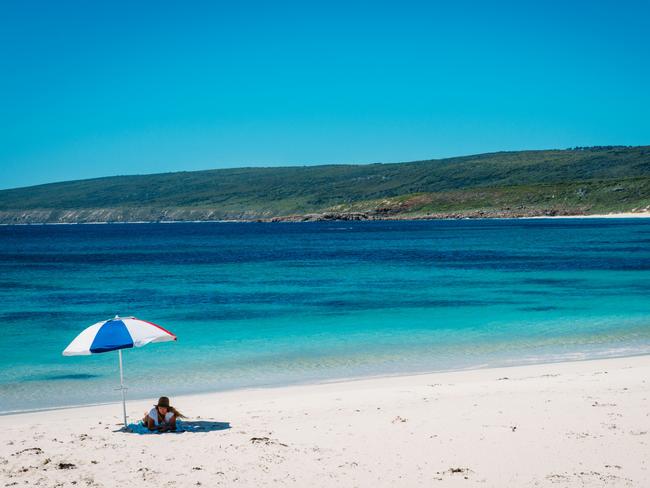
[1,0,649,189]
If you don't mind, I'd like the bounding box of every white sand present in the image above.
[528,211,650,219]
[1,355,649,487]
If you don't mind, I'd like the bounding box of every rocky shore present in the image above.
[0,207,600,225]
[267,208,587,222]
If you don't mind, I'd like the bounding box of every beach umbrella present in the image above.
[62,315,176,429]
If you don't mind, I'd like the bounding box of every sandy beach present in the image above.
[2,355,648,487]
[529,211,650,219]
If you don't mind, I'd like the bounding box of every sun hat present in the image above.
[156,396,171,408]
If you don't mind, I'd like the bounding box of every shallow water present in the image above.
[1,219,650,412]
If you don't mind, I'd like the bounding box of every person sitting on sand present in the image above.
[143,396,185,432]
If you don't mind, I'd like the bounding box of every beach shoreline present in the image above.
[4,349,650,417]
[1,210,650,226]
[524,211,650,219]
[2,354,649,486]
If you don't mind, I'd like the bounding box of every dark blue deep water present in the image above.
[1,219,650,412]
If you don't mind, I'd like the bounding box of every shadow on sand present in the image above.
[178,420,231,432]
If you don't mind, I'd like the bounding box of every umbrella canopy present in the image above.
[63,316,176,356]
[63,316,176,430]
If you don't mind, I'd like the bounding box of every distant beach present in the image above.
[527,211,650,219]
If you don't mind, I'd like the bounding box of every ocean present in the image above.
[1,219,650,413]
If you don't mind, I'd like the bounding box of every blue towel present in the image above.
[126,419,231,434]
[126,420,188,434]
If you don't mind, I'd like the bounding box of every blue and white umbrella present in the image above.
[63,316,177,429]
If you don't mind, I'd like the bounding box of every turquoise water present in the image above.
[1,219,650,413]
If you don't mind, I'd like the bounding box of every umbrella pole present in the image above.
[118,349,128,430]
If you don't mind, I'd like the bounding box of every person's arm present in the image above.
[168,415,177,432]
[145,415,157,431]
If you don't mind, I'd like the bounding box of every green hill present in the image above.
[2,146,650,223]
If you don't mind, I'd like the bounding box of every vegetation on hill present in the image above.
[1,146,649,223]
